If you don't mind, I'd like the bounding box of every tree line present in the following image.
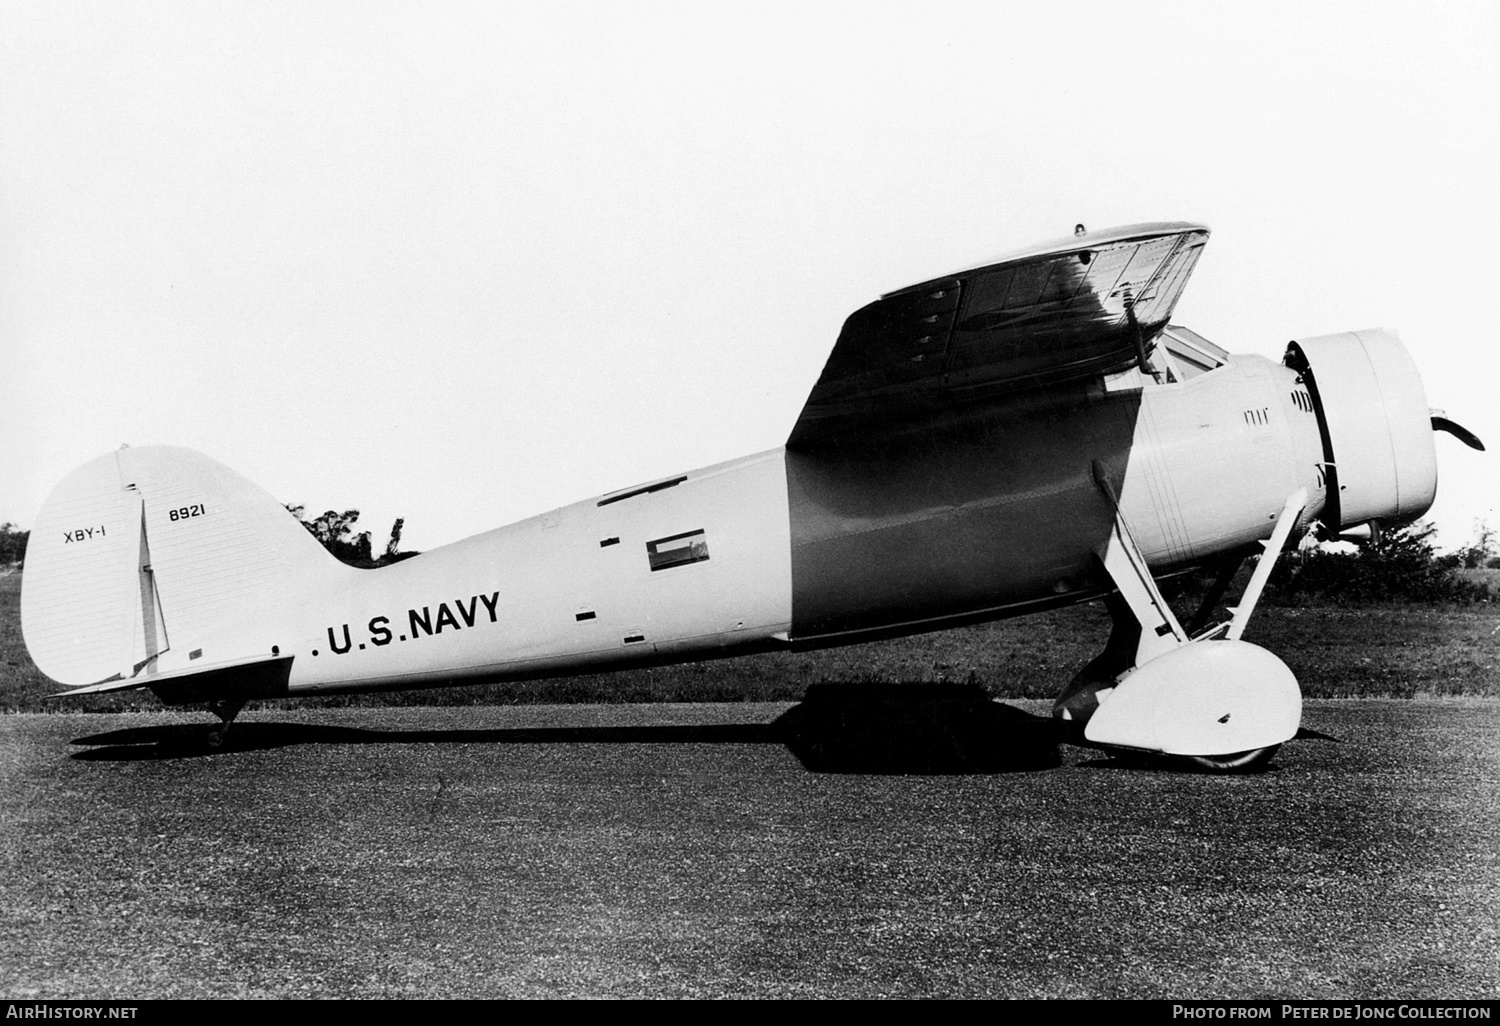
[0,523,27,565]
[284,507,418,568]
[1268,521,1494,604]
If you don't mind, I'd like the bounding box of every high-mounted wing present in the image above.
[789,222,1210,445]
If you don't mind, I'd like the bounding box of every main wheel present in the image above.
[1182,744,1280,773]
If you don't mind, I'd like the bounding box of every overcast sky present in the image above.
[3,1,1496,553]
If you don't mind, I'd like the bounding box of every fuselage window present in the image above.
[647,529,710,572]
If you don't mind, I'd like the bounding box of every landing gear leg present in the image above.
[1051,463,1190,733]
[1184,552,1245,638]
[1052,591,1140,729]
[206,698,246,749]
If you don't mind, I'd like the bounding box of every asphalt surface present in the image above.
[1,697,1496,999]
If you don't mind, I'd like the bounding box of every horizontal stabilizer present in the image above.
[50,652,294,704]
[49,675,152,698]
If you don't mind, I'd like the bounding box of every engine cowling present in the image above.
[1284,329,1437,529]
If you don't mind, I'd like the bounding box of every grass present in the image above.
[1460,567,1500,590]
[2,572,1496,713]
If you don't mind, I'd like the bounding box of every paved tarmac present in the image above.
[1,697,1496,998]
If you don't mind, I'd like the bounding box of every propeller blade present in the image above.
[1431,416,1485,451]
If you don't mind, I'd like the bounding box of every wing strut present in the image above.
[1127,301,1154,379]
[1091,465,1307,654]
[1224,489,1308,641]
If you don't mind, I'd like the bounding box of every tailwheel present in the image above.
[1182,744,1280,773]
[205,697,247,750]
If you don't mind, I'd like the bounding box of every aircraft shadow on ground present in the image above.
[69,682,1063,774]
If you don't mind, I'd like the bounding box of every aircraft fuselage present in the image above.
[282,351,1326,696]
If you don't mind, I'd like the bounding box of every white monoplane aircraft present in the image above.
[21,223,1482,769]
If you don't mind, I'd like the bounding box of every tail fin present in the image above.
[22,446,345,688]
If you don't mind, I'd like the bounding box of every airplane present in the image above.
[20,222,1484,770]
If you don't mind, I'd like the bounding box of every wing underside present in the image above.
[790,222,1210,445]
